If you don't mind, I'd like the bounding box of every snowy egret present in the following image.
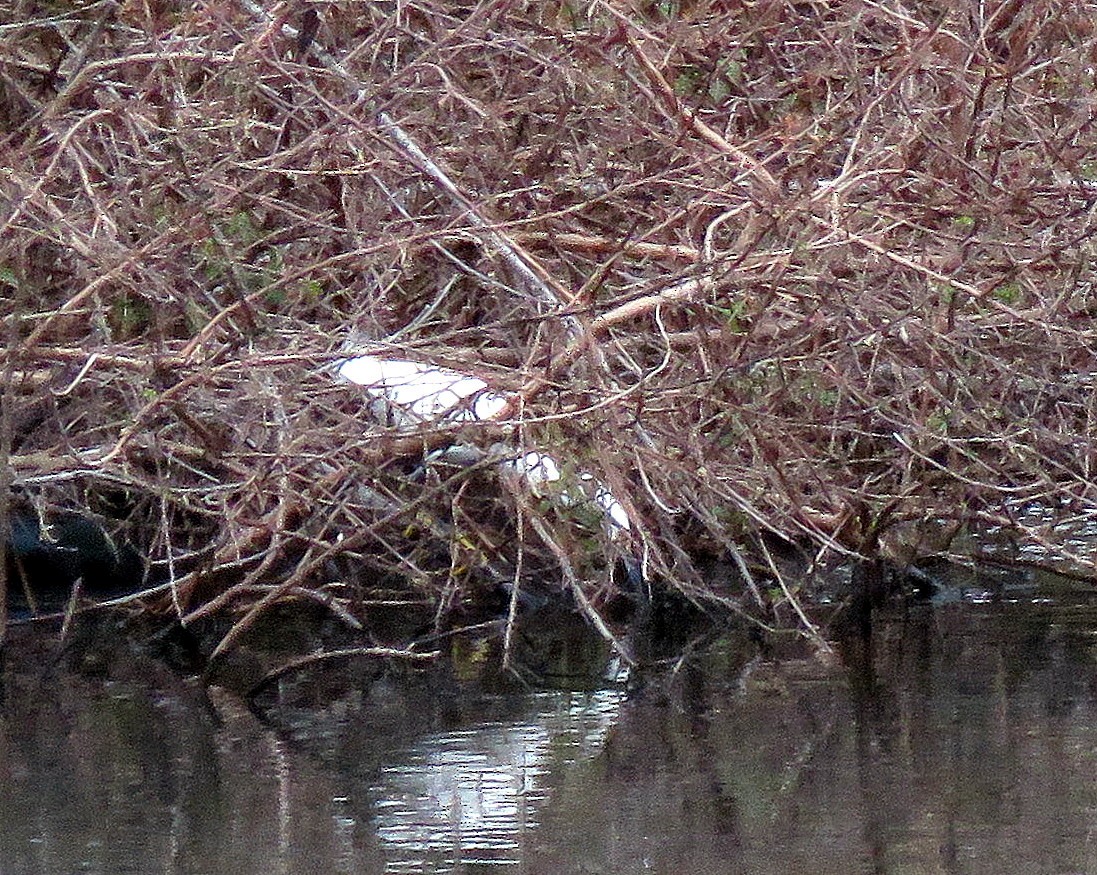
[334,353,635,543]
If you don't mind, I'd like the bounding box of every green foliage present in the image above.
[925,409,951,435]
[224,211,260,244]
[656,0,681,19]
[109,294,151,339]
[673,51,745,105]
[299,279,323,303]
[712,506,754,536]
[791,374,839,410]
[993,283,1022,305]
[674,66,704,97]
[197,210,290,313]
[711,299,749,332]
[933,282,958,304]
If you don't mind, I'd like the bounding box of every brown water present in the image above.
[2,598,1097,875]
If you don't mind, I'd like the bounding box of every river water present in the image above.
[1,593,1097,875]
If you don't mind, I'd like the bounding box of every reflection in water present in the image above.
[371,689,622,872]
[525,602,1097,875]
[3,600,1097,874]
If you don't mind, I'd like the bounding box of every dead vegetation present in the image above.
[3,0,1097,656]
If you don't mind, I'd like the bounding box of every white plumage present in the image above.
[336,355,509,423]
[335,354,632,538]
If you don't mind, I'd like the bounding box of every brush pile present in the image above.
[3,0,1097,648]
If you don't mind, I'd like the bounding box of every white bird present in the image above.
[335,354,633,540]
[335,355,509,423]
